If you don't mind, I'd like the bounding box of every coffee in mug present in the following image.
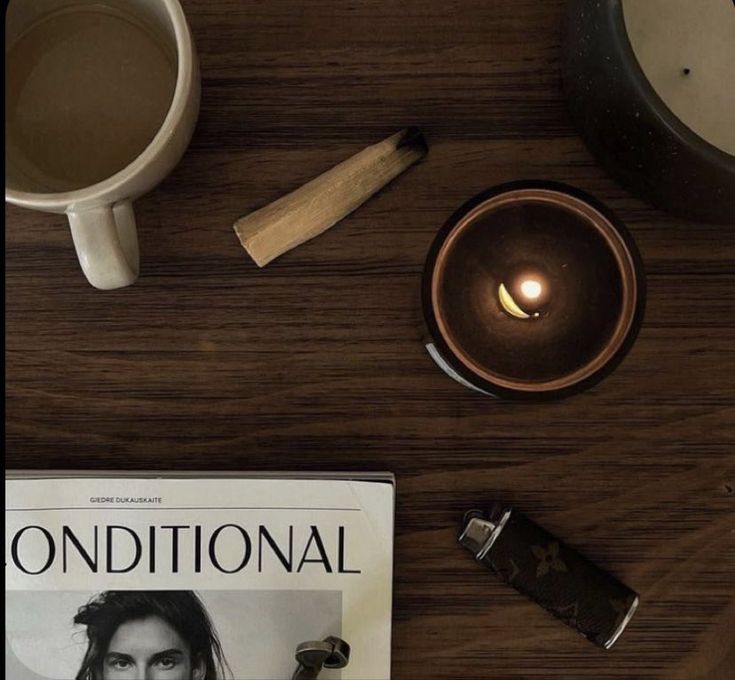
[5,0,200,289]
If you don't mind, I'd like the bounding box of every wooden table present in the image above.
[6,1,734,677]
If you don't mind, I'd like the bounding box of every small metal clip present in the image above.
[292,636,350,679]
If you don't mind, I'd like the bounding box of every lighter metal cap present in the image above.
[458,508,512,559]
[458,511,497,554]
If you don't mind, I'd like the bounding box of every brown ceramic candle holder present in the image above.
[422,180,646,400]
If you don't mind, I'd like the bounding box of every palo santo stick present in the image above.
[233,127,428,266]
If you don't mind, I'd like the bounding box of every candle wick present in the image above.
[682,67,691,76]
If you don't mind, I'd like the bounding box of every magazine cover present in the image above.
[5,474,395,680]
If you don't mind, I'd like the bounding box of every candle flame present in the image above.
[520,278,542,300]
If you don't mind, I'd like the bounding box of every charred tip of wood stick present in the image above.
[397,126,429,156]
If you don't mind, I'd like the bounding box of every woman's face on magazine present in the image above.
[101,616,204,680]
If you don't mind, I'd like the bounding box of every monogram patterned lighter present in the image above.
[459,506,639,649]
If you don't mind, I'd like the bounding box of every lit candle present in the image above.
[563,0,735,223]
[421,181,645,400]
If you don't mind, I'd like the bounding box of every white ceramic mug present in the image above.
[5,0,200,289]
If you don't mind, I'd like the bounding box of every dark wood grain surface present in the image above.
[6,1,734,677]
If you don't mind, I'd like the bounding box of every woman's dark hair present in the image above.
[73,591,228,680]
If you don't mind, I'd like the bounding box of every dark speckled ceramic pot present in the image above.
[562,0,735,224]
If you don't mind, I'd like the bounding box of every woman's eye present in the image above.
[156,656,177,670]
[109,658,132,670]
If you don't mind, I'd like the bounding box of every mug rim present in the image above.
[421,180,647,400]
[4,0,194,210]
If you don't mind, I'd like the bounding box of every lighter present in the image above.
[459,506,639,649]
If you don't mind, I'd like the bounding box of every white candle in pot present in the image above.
[562,0,735,223]
[622,0,735,155]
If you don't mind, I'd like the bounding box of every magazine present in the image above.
[5,472,395,680]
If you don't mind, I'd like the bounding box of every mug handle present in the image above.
[67,201,140,290]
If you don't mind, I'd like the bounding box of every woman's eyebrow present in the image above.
[104,652,134,662]
[150,648,185,661]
